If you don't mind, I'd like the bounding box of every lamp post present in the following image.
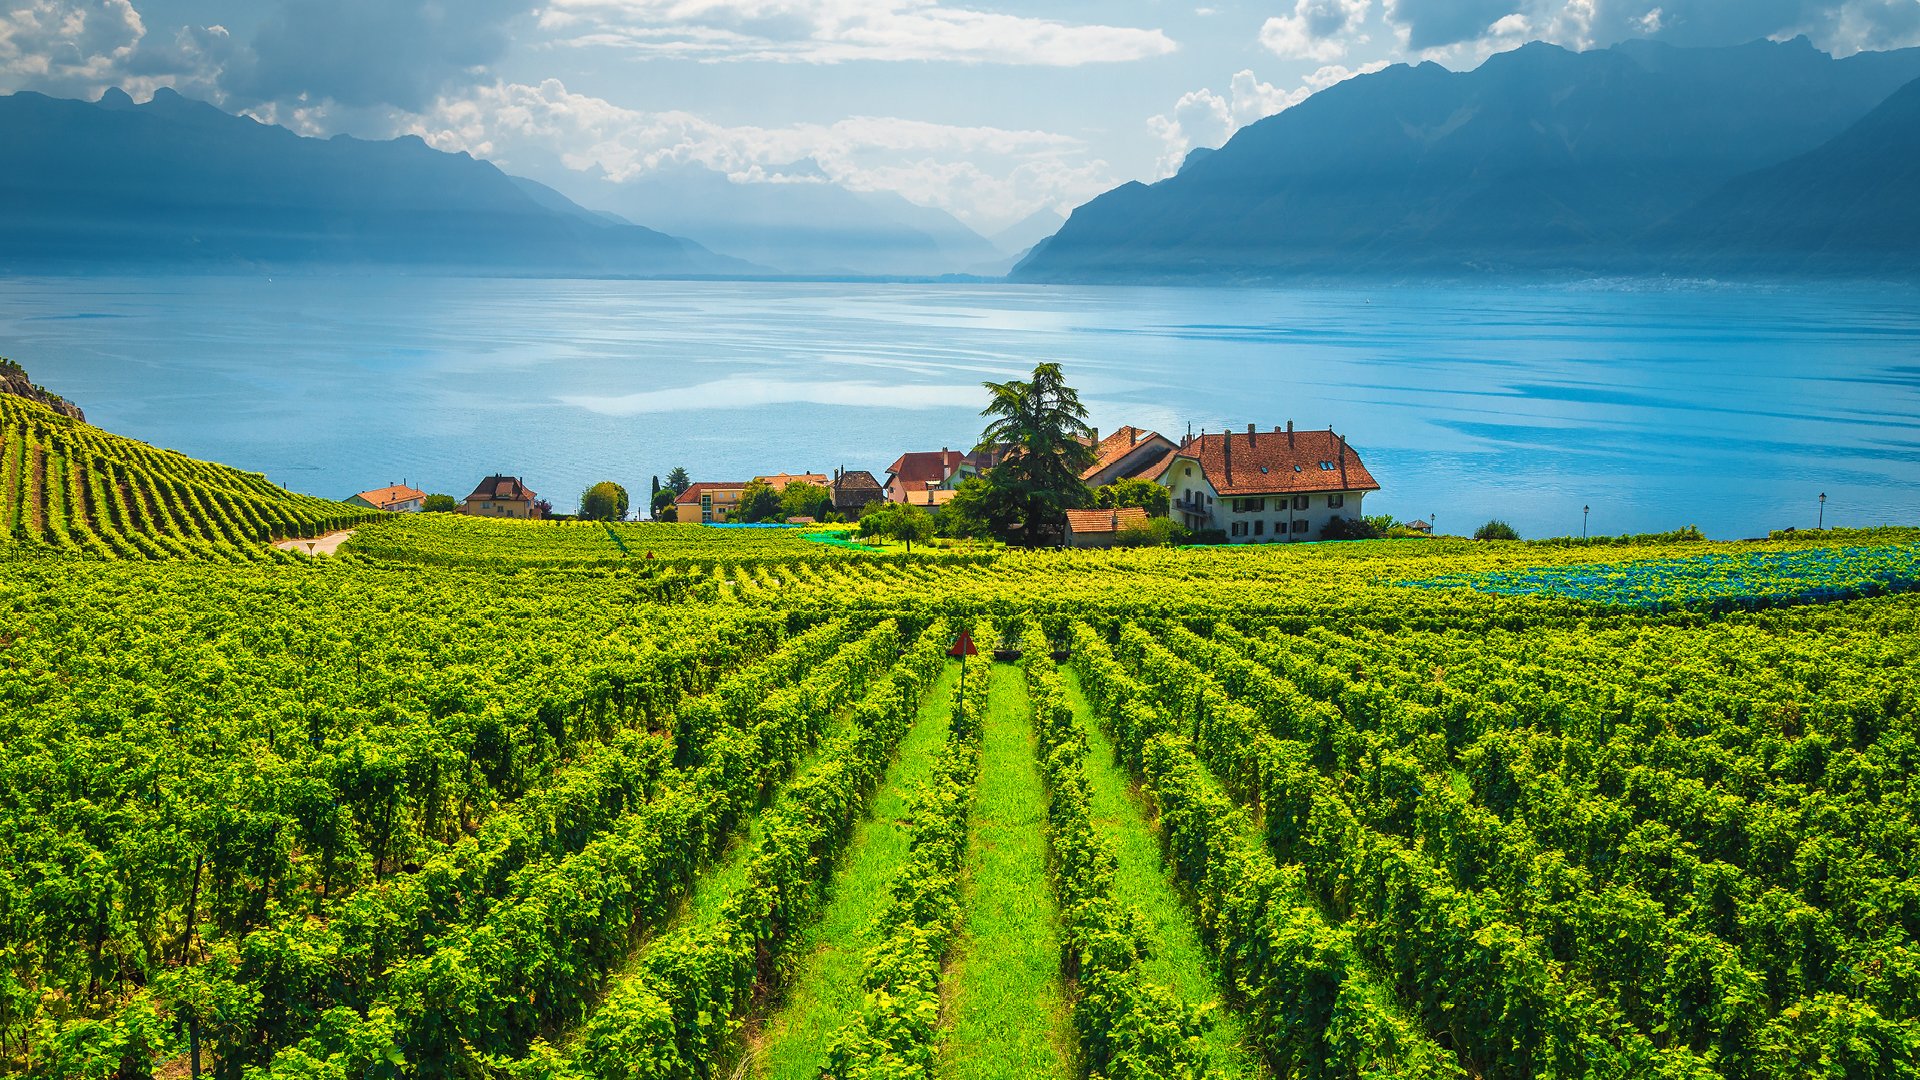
[1583,505,1590,539]
[1818,492,1826,529]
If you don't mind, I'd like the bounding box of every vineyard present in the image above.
[4,400,1920,1079]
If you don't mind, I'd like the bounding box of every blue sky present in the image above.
[4,0,1918,231]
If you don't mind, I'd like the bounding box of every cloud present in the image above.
[0,0,144,96]
[1147,63,1382,177]
[221,0,536,110]
[1260,0,1372,60]
[405,78,1113,228]
[1381,0,1920,56]
[540,0,1177,64]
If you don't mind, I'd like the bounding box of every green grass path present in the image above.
[1062,666,1263,1078]
[747,664,962,1080]
[938,662,1074,1080]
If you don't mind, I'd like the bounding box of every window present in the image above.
[1292,519,1309,534]
[1253,520,1265,536]
[1293,495,1309,511]
[1328,494,1344,508]
[1230,521,1248,537]
[1233,497,1265,513]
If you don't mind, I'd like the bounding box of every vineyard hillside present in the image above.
[3,439,1920,1080]
[0,394,378,559]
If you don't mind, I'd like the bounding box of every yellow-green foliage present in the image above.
[0,395,377,559]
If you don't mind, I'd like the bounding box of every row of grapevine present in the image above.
[1017,623,1213,1079]
[1070,623,1464,1080]
[820,627,991,1078]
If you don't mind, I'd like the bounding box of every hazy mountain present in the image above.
[987,207,1067,256]
[0,88,751,277]
[1014,38,1920,282]
[1656,75,1920,274]
[547,162,1000,276]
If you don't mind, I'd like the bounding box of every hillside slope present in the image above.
[0,89,751,277]
[1014,38,1920,281]
[0,393,377,559]
[1655,74,1920,274]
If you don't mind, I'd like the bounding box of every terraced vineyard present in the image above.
[4,419,1920,1079]
[0,396,376,559]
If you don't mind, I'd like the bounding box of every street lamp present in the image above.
[1583,505,1590,539]
[1818,492,1826,529]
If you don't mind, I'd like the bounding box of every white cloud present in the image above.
[404,78,1111,228]
[1259,0,1371,61]
[0,0,144,95]
[1147,62,1382,177]
[540,0,1177,64]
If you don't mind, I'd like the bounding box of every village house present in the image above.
[1080,426,1178,488]
[674,481,747,523]
[348,483,427,513]
[1064,507,1150,549]
[830,468,884,518]
[462,475,541,520]
[1154,423,1379,542]
[883,449,965,503]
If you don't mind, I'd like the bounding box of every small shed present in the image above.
[1063,507,1150,549]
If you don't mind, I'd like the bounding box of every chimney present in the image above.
[1338,433,1349,487]
[1286,420,1295,448]
[1090,427,1099,446]
[1131,428,1140,445]
[1246,422,1256,447]
[1223,428,1233,483]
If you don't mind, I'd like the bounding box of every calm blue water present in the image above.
[1,275,1916,539]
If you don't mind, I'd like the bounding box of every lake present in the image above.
[1,275,1916,540]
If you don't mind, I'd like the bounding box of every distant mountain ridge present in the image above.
[1015,38,1920,282]
[0,88,753,277]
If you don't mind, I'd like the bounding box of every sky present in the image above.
[3,0,1919,233]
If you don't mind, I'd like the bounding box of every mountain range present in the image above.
[1014,37,1920,282]
[0,88,753,277]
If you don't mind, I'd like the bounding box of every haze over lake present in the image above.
[2,275,1915,540]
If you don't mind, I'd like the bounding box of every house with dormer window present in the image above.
[1152,422,1379,542]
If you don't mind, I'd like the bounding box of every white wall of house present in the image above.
[1158,456,1368,542]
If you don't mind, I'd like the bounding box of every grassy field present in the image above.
[1061,665,1263,1079]
[937,663,1075,1080]
[748,665,962,1080]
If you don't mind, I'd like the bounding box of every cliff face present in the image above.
[0,361,84,422]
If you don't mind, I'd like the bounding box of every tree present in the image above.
[1093,477,1169,516]
[422,494,458,513]
[664,466,691,494]
[1114,517,1188,547]
[1321,516,1383,541]
[977,362,1096,544]
[533,498,554,519]
[938,477,995,539]
[578,482,630,522]
[656,503,679,523]
[1365,513,1398,534]
[779,481,833,522]
[1475,519,1521,540]
[736,480,783,523]
[650,488,678,519]
[858,503,935,553]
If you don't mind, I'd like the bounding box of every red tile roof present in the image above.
[353,484,426,509]
[1162,428,1379,497]
[885,450,964,497]
[674,481,748,505]
[464,475,536,503]
[1064,507,1151,534]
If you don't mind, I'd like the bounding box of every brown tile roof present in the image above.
[1081,427,1179,483]
[354,484,426,509]
[674,481,748,505]
[832,469,882,494]
[464,475,536,503]
[1064,507,1151,534]
[1166,428,1380,497]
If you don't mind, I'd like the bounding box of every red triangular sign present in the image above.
[949,630,978,658]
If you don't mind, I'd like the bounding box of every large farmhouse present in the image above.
[1154,424,1378,542]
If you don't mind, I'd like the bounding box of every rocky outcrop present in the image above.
[0,360,84,422]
